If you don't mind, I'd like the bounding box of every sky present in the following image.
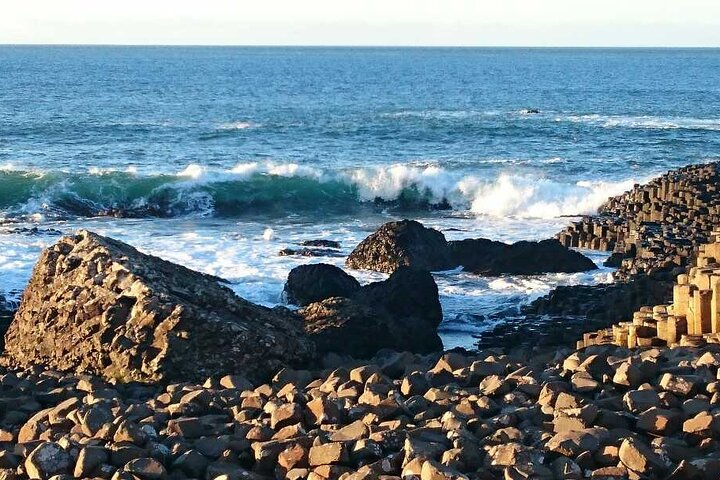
[2,0,720,47]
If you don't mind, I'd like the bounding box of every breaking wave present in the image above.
[0,163,640,221]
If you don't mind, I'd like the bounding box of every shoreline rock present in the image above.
[346,219,597,276]
[2,230,315,384]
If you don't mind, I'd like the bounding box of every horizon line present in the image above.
[2,43,720,49]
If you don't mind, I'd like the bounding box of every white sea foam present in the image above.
[218,121,257,130]
[468,174,639,219]
[558,114,720,131]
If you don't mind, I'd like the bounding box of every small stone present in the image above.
[420,459,469,480]
[123,458,166,480]
[25,442,71,480]
[618,437,666,475]
[73,446,108,478]
[659,373,696,396]
[308,443,349,467]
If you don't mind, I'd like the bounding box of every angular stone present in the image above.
[618,437,666,475]
[308,443,349,467]
[25,442,71,480]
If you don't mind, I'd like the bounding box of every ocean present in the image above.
[1,46,719,349]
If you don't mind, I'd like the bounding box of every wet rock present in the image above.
[450,238,597,275]
[283,264,361,306]
[1,230,314,384]
[346,220,454,273]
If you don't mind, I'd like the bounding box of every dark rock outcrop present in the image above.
[300,268,443,357]
[0,294,15,351]
[283,264,361,306]
[2,230,315,384]
[450,238,597,275]
[345,220,454,273]
[347,219,597,276]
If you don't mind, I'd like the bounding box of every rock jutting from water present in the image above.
[1,230,316,384]
[346,219,597,275]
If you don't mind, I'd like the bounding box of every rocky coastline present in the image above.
[0,163,719,478]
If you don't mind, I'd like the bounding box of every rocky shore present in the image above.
[0,340,719,479]
[0,164,719,478]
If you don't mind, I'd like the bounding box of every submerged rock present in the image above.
[283,263,361,306]
[2,230,315,383]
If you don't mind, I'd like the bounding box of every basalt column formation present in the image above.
[580,232,720,349]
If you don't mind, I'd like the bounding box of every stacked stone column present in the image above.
[578,234,720,349]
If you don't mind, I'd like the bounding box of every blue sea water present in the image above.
[1,47,719,348]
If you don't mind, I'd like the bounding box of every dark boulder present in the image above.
[451,238,598,275]
[299,267,443,357]
[299,239,341,249]
[448,238,506,271]
[0,294,16,351]
[283,264,361,306]
[345,220,454,273]
[1,230,315,384]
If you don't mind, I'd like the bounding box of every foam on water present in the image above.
[558,114,720,131]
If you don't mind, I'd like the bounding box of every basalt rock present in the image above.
[2,230,315,384]
[283,264,361,306]
[300,267,443,356]
[346,220,454,273]
[450,238,597,275]
[347,219,596,276]
[0,294,16,351]
[556,162,720,280]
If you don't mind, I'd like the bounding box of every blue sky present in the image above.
[2,0,720,46]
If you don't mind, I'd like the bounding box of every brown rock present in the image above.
[2,231,314,384]
[308,443,349,467]
[618,437,666,475]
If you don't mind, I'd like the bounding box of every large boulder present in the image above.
[345,220,454,273]
[283,264,361,307]
[299,267,443,357]
[452,238,598,275]
[2,230,315,384]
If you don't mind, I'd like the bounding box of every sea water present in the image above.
[1,47,719,349]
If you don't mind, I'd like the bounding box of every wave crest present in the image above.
[0,163,639,221]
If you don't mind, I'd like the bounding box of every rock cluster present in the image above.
[580,235,720,350]
[288,265,444,357]
[1,341,719,480]
[346,220,597,276]
[2,231,315,385]
[556,162,720,280]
